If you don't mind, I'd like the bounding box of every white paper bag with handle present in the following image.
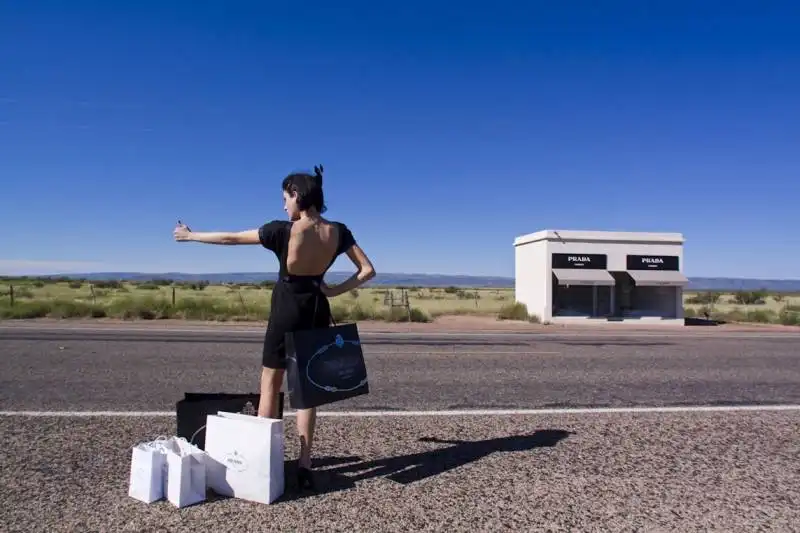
[128,437,168,504]
[162,437,207,508]
[204,412,285,504]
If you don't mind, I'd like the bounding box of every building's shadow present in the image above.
[279,429,572,502]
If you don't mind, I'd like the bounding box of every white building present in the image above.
[513,229,688,324]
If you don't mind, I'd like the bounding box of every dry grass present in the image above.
[0,280,515,323]
[0,279,798,326]
[683,291,800,326]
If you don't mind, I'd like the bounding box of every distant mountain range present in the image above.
[39,271,800,292]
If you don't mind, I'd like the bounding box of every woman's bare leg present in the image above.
[295,407,317,469]
[258,367,284,418]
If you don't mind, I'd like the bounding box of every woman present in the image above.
[173,165,376,491]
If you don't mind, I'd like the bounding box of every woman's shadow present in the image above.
[282,429,571,501]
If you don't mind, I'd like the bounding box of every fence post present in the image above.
[172,287,176,306]
[9,285,13,307]
[90,284,97,304]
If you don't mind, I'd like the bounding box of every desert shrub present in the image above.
[68,281,83,289]
[685,292,722,305]
[408,307,431,322]
[778,308,800,326]
[497,302,532,321]
[719,308,776,324]
[46,300,105,319]
[93,280,122,289]
[455,289,480,300]
[13,288,34,299]
[105,297,174,320]
[347,303,375,321]
[349,289,360,298]
[381,306,430,323]
[32,281,45,288]
[0,300,51,319]
[683,306,697,318]
[137,283,160,291]
[743,309,774,323]
[731,290,768,305]
[330,304,351,323]
[720,307,747,322]
[443,286,459,294]
[172,297,259,321]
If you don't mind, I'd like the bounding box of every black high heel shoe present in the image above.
[296,465,316,492]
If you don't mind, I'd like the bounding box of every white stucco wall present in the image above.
[514,230,686,322]
[514,238,549,321]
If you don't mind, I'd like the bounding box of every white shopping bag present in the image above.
[204,412,285,505]
[162,437,207,508]
[128,437,168,504]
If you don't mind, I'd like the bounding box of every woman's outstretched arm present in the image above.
[173,222,261,245]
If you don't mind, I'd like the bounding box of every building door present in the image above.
[596,285,612,317]
[611,272,634,316]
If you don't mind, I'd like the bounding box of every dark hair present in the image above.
[281,164,326,213]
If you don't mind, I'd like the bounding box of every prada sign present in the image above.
[551,253,607,269]
[626,254,679,271]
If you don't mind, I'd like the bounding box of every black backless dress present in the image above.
[258,219,356,369]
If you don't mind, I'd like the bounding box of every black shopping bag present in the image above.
[285,322,369,410]
[175,392,284,450]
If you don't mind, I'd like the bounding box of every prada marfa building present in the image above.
[513,229,689,324]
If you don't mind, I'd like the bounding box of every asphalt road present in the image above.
[1,324,798,532]
[1,325,798,411]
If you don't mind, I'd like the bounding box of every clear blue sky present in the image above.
[2,0,799,279]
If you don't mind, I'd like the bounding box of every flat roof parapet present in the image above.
[513,229,685,247]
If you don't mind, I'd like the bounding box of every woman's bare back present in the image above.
[285,218,340,276]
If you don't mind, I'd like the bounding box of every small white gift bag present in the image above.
[204,412,285,505]
[128,436,168,504]
[162,437,207,508]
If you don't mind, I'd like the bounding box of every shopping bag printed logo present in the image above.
[305,333,367,393]
[223,450,248,472]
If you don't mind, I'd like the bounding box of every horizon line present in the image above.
[2,271,800,283]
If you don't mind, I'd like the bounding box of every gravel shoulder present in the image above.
[1,412,797,532]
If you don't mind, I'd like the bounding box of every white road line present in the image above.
[2,405,799,417]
